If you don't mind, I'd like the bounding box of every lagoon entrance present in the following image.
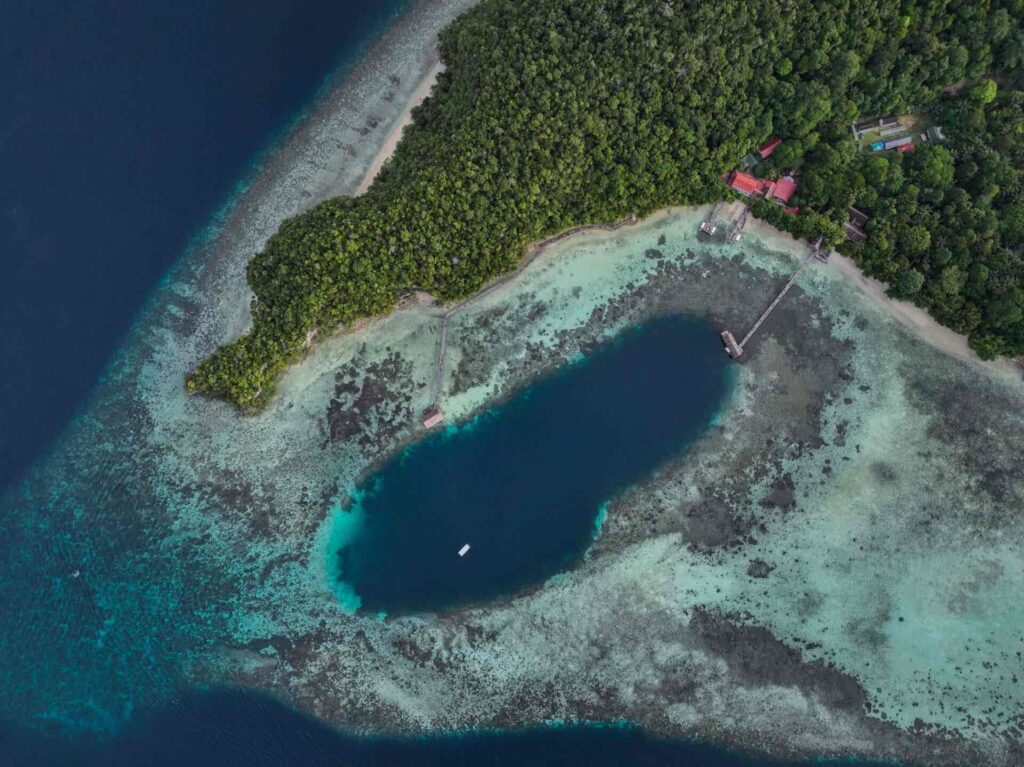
[329,316,730,614]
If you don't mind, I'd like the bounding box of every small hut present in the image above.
[422,407,444,429]
[721,330,743,358]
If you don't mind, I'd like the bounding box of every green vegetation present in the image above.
[758,82,1024,358]
[187,0,1024,409]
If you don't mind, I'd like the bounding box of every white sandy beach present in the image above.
[355,59,444,195]
[744,215,1021,384]
[827,251,1019,374]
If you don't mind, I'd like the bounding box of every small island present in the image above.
[6,1,1024,763]
[186,0,1024,410]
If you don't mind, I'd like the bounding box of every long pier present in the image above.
[433,313,451,404]
[728,203,749,242]
[700,203,722,235]
[721,237,825,358]
[422,214,639,427]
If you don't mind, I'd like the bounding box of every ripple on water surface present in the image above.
[328,316,731,614]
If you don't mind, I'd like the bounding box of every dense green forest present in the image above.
[754,83,1024,359]
[187,0,1024,409]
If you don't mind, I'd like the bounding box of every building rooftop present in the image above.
[758,137,783,158]
[725,171,763,196]
[771,176,797,203]
[422,407,444,429]
[847,207,869,227]
[724,171,798,205]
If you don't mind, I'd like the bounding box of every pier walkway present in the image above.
[423,214,639,427]
[700,203,722,235]
[721,237,825,358]
[728,204,749,242]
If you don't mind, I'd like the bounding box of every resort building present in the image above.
[724,170,797,204]
[870,135,913,152]
[422,406,444,429]
[844,206,869,242]
[852,115,900,140]
[725,170,770,197]
[771,176,797,203]
[758,136,783,158]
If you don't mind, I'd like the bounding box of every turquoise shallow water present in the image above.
[329,316,731,614]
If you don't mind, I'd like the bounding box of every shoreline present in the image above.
[355,59,445,195]
[742,215,1022,384]
[392,204,1021,389]
[136,0,480,375]
[828,250,1020,377]
[175,0,1019,404]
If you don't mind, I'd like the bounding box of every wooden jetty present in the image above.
[434,313,450,406]
[700,203,722,235]
[721,237,825,358]
[728,203,749,242]
[811,234,830,262]
[700,202,748,241]
[422,214,639,428]
[422,313,451,428]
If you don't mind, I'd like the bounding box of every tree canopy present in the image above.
[187,0,1024,409]
[769,87,1024,359]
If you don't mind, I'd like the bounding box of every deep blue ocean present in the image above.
[1,3,889,765]
[0,0,402,493]
[0,689,892,767]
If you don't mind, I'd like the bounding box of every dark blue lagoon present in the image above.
[330,316,731,614]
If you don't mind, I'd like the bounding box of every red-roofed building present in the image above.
[422,407,444,429]
[758,137,783,158]
[725,171,798,208]
[724,170,762,196]
[897,143,916,152]
[771,176,797,203]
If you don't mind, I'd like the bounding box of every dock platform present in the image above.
[720,237,825,358]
